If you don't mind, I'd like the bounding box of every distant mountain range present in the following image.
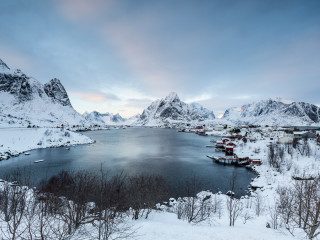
[83,111,126,125]
[222,99,320,126]
[1,57,320,127]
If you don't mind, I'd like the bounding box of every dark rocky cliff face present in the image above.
[0,71,36,102]
[44,78,72,106]
[0,58,72,107]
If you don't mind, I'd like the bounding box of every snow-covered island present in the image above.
[0,127,93,160]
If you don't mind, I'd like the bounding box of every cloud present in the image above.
[185,93,212,103]
[103,24,177,94]
[71,91,120,103]
[55,0,109,22]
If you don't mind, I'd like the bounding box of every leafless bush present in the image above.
[268,144,286,172]
[269,203,281,230]
[254,192,263,216]
[128,174,169,220]
[0,183,28,240]
[227,171,243,227]
[172,176,215,224]
[276,174,320,239]
[242,209,253,224]
[227,197,243,227]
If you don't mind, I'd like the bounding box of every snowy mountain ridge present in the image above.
[135,92,215,126]
[222,98,320,126]
[83,111,126,125]
[0,58,90,127]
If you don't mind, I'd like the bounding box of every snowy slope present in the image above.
[223,99,320,126]
[126,113,141,125]
[135,92,215,126]
[0,58,91,127]
[83,111,126,125]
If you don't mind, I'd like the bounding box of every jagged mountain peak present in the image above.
[136,92,215,126]
[0,57,91,127]
[164,92,180,102]
[44,78,72,107]
[0,58,10,71]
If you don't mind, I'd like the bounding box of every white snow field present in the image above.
[0,127,93,160]
[133,211,295,240]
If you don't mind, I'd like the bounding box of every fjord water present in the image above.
[0,128,255,197]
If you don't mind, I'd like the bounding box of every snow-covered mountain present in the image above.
[222,99,320,126]
[135,92,215,126]
[0,58,90,127]
[83,111,126,125]
[126,114,141,125]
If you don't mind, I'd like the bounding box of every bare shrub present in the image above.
[172,176,215,224]
[0,183,28,240]
[128,174,169,220]
[227,171,243,227]
[276,175,320,239]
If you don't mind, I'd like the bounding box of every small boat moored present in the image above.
[34,160,44,163]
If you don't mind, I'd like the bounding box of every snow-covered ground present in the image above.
[0,127,93,160]
[133,211,294,240]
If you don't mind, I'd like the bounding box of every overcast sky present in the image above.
[0,0,319,117]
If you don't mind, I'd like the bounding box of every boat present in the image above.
[24,152,31,155]
[66,147,70,150]
[238,160,249,166]
[34,160,44,163]
[207,155,239,164]
[215,142,225,148]
[206,155,219,160]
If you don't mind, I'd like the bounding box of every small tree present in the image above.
[227,171,243,227]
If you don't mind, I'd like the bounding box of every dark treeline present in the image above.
[1,168,230,239]
[0,169,172,239]
[39,169,171,220]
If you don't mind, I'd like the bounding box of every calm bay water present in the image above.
[0,127,255,197]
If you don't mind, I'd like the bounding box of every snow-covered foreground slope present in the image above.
[134,92,215,126]
[0,58,91,128]
[134,211,294,240]
[223,99,320,126]
[0,128,93,160]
